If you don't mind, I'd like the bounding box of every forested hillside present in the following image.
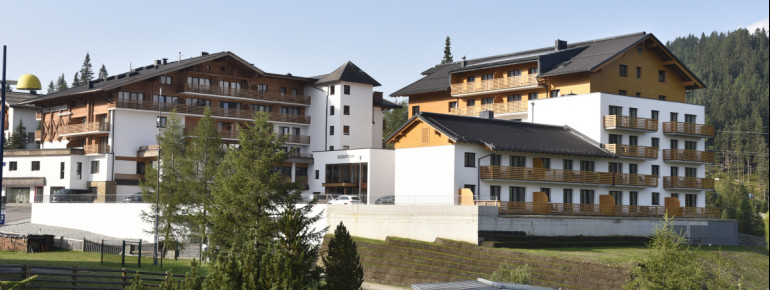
[667,28,769,231]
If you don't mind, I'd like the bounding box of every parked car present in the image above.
[50,189,95,203]
[328,195,363,205]
[123,192,144,203]
[375,195,395,205]
[312,194,339,204]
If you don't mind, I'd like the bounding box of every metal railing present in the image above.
[34,193,148,204]
[449,101,527,117]
[603,144,658,159]
[494,201,720,218]
[451,75,539,95]
[662,149,715,163]
[278,134,311,144]
[181,83,311,105]
[603,115,658,131]
[58,122,110,136]
[663,176,715,189]
[83,144,110,154]
[113,100,310,124]
[662,121,715,137]
[481,166,658,187]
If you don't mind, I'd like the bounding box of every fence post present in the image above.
[82,237,86,251]
[20,264,28,281]
[122,268,127,287]
[100,239,104,265]
[122,240,126,267]
[72,265,78,287]
[138,240,142,268]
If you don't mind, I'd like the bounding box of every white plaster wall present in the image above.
[7,107,38,149]
[2,154,99,201]
[371,108,384,148]
[308,148,394,204]
[326,205,479,243]
[367,149,395,203]
[31,203,154,241]
[305,84,329,152]
[112,109,168,157]
[394,145,456,204]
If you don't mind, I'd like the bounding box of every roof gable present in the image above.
[315,61,381,86]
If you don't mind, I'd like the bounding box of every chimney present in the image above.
[373,91,383,103]
[479,110,494,119]
[201,51,209,56]
[555,39,568,51]
[154,60,162,66]
[461,56,468,67]
[162,58,168,65]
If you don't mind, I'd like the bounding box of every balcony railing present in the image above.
[83,144,110,154]
[450,75,539,96]
[663,176,714,189]
[58,122,110,136]
[603,144,658,159]
[114,100,310,124]
[663,149,715,163]
[481,166,657,187]
[181,84,311,105]
[278,134,311,144]
[495,201,719,218]
[449,101,527,117]
[603,115,658,131]
[662,122,714,137]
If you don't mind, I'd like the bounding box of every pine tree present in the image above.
[79,52,94,83]
[441,36,454,64]
[47,81,55,94]
[98,64,108,80]
[323,222,364,290]
[55,73,68,91]
[3,84,11,92]
[4,120,28,149]
[72,72,81,87]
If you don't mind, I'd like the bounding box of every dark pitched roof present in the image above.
[399,112,614,158]
[391,32,661,97]
[315,61,381,86]
[4,91,38,108]
[374,98,401,109]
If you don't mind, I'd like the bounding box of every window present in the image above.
[343,126,350,135]
[251,104,271,112]
[670,166,679,177]
[685,194,697,207]
[658,95,666,101]
[153,95,178,104]
[220,81,242,92]
[629,191,638,206]
[528,92,538,100]
[60,162,65,179]
[118,92,144,101]
[609,134,622,144]
[490,186,501,201]
[160,76,172,84]
[448,101,457,111]
[329,146,334,150]
[490,154,501,166]
[670,112,678,122]
[580,160,595,171]
[467,76,476,82]
[31,161,40,171]
[481,97,494,105]
[219,101,241,111]
[464,184,476,195]
[610,191,623,205]
[651,137,659,148]
[292,88,298,95]
[629,108,637,117]
[508,70,521,77]
[482,74,494,80]
[279,87,287,95]
[618,90,627,96]
[535,157,551,169]
[635,67,641,78]
[27,132,35,144]
[295,167,308,177]
[329,85,335,95]
[507,94,521,102]
[500,187,520,203]
[563,189,573,203]
[652,165,660,176]
[619,64,628,77]
[670,139,679,149]
[280,107,299,115]
[629,136,638,146]
[651,110,659,120]
[563,159,573,170]
[186,98,211,107]
[685,167,697,178]
[540,188,551,202]
[671,193,679,199]
[412,106,420,115]
[466,99,475,107]
[343,85,351,95]
[685,140,697,150]
[344,105,350,115]
[658,70,666,82]
[550,90,560,98]
[188,77,211,88]
[90,161,99,174]
[635,92,641,97]
[315,170,319,179]
[609,162,623,173]
[136,162,145,175]
[685,114,696,123]
[9,161,17,171]
[75,162,82,179]
[609,105,622,116]
[528,67,538,74]
[464,152,476,167]
[329,126,335,136]
[652,192,660,205]
[330,106,335,115]
[629,164,638,174]
[510,156,525,167]
[580,189,595,204]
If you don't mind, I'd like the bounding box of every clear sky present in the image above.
[2,0,768,100]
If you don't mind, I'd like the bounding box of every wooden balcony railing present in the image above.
[663,149,715,163]
[58,122,110,136]
[180,84,311,105]
[450,75,539,96]
[494,201,720,218]
[278,134,311,144]
[663,176,714,189]
[34,130,42,140]
[662,122,714,137]
[83,144,110,154]
[114,100,310,124]
[449,101,527,117]
[481,166,657,187]
[603,144,658,159]
[603,115,658,131]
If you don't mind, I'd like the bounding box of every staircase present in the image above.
[737,233,767,247]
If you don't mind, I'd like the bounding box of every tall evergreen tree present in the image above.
[79,52,94,83]
[4,120,28,149]
[47,81,55,94]
[55,73,68,91]
[98,64,108,80]
[72,72,81,87]
[441,36,454,64]
[323,222,364,290]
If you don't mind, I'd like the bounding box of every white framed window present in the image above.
[160,76,172,84]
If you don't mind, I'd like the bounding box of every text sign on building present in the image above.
[337,154,356,159]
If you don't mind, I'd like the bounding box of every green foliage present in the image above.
[715,178,764,235]
[159,270,181,290]
[79,52,94,83]
[5,119,28,149]
[0,275,38,289]
[72,72,81,87]
[764,212,769,250]
[98,64,108,80]
[382,100,407,148]
[126,271,144,290]
[625,215,708,289]
[323,222,364,290]
[183,259,204,290]
[488,263,531,285]
[55,73,67,92]
[442,36,453,64]
[202,235,263,289]
[47,81,55,94]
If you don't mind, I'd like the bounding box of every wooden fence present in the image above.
[0,264,183,289]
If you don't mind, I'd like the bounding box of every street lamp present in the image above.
[1,45,41,219]
[153,83,163,266]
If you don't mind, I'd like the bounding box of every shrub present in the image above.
[489,262,531,284]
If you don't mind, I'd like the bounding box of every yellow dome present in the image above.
[16,74,42,90]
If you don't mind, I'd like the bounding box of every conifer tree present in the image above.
[79,52,94,83]
[72,72,81,87]
[47,81,55,94]
[55,73,68,91]
[323,222,364,290]
[98,64,108,80]
[5,120,28,149]
[441,36,454,64]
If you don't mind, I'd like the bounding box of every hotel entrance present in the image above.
[322,162,368,201]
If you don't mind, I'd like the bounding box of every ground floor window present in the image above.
[7,187,30,203]
[324,163,368,198]
[489,186,500,201]
[609,191,623,205]
[580,189,594,204]
[685,194,697,207]
[629,191,638,206]
[509,186,525,202]
[563,189,573,203]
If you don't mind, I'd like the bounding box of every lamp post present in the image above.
[153,84,163,266]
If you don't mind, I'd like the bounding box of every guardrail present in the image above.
[494,201,720,218]
[0,264,183,289]
[114,100,310,124]
[480,166,658,187]
[662,149,715,163]
[663,176,715,189]
[603,115,658,131]
[451,75,539,95]
[33,193,147,204]
[662,121,714,137]
[181,83,311,105]
[449,101,527,117]
[603,144,658,159]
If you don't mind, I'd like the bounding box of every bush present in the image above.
[489,262,531,284]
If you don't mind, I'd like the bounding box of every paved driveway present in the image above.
[1,203,31,225]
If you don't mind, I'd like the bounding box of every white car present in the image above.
[327,195,363,205]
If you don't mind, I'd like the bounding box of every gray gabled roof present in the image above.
[315,61,381,86]
[4,91,38,108]
[393,112,614,158]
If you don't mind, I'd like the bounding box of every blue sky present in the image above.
[2,0,768,100]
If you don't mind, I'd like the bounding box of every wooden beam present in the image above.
[662,60,676,65]
[681,81,695,87]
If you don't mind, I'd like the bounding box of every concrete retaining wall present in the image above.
[32,203,152,241]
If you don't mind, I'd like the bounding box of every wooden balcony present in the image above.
[58,122,110,136]
[603,115,658,131]
[663,149,715,163]
[114,100,310,124]
[137,145,159,158]
[449,101,527,117]
[278,134,311,145]
[180,84,311,105]
[83,144,110,154]
[603,144,658,159]
[480,166,657,187]
[663,176,714,189]
[495,201,720,218]
[662,122,714,137]
[450,75,539,96]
